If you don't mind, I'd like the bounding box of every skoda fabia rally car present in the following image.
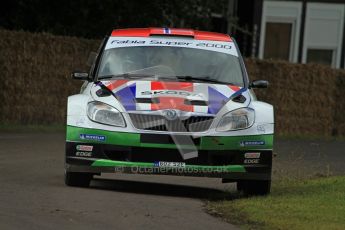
[65,28,274,195]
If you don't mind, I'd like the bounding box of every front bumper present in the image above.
[66,126,273,180]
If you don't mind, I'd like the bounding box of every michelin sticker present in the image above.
[105,37,238,56]
[80,134,106,142]
[240,141,265,147]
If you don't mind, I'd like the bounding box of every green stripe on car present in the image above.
[91,159,246,173]
[66,125,273,150]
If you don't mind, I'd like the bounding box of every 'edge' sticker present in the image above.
[76,151,92,157]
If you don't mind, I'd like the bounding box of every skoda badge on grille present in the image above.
[163,109,178,120]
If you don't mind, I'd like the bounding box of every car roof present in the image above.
[111,28,232,42]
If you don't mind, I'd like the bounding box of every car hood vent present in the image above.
[232,94,246,103]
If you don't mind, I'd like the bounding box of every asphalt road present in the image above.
[0,132,344,230]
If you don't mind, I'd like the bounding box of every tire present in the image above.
[237,180,271,196]
[64,171,92,187]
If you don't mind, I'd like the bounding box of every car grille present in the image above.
[128,113,214,132]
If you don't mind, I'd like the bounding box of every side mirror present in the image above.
[249,80,269,89]
[71,71,90,81]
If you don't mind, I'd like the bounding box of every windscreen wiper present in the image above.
[173,76,234,85]
[97,73,156,80]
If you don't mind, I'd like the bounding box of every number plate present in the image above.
[154,161,186,168]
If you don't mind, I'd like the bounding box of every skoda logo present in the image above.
[164,110,178,120]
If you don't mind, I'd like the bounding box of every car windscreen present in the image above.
[97,38,244,86]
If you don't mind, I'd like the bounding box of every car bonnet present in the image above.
[91,80,250,115]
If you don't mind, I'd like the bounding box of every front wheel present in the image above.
[237,180,271,196]
[64,171,92,187]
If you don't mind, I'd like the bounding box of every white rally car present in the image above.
[65,28,274,195]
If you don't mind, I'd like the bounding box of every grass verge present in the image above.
[207,176,345,230]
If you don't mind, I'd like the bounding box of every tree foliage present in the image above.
[0,0,228,38]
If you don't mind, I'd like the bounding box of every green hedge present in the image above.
[1,29,344,137]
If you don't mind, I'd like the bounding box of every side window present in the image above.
[89,37,109,79]
[87,52,98,67]
[98,50,124,76]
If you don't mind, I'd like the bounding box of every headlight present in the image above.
[216,108,255,131]
[87,101,126,127]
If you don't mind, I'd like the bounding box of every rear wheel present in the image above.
[237,180,271,196]
[64,171,92,187]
